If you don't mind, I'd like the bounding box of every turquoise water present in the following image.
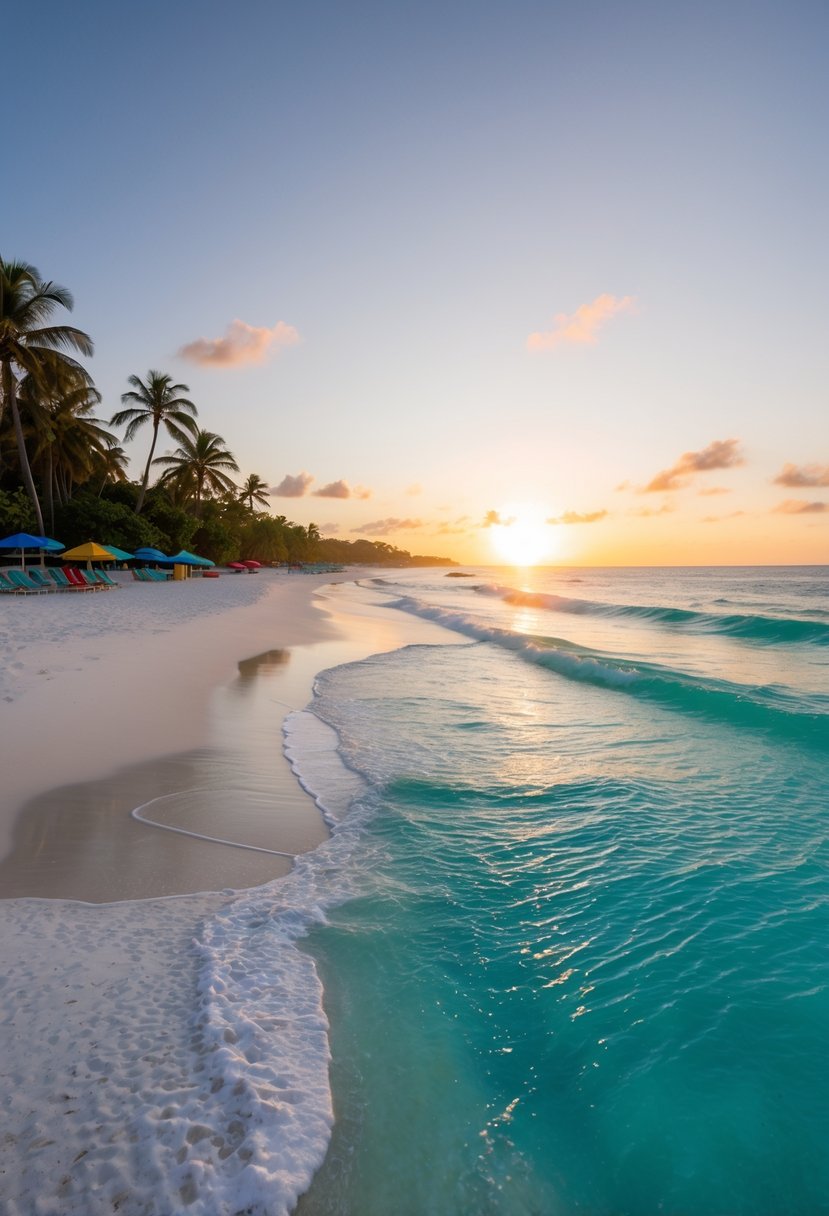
[293,567,829,1215]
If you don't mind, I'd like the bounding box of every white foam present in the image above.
[283,708,367,826]
[388,594,642,689]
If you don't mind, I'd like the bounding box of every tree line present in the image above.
[0,257,453,567]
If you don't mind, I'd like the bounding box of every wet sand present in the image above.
[0,574,459,902]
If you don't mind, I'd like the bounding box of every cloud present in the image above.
[644,438,743,492]
[773,499,828,514]
[319,522,340,535]
[406,483,423,496]
[702,511,746,523]
[270,471,314,497]
[630,504,675,517]
[179,318,300,367]
[547,509,608,525]
[615,480,632,492]
[698,486,731,497]
[527,294,635,351]
[480,509,515,528]
[773,463,829,488]
[433,522,471,536]
[352,517,423,536]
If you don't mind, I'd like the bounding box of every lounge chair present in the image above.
[132,568,151,582]
[76,569,104,589]
[93,569,119,588]
[0,570,26,594]
[5,569,49,593]
[49,567,86,591]
[147,568,170,582]
[26,568,59,591]
[65,566,95,590]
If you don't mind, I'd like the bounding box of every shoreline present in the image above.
[0,569,465,1213]
[0,570,459,902]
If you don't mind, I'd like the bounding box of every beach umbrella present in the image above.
[0,532,64,569]
[241,560,261,568]
[133,546,169,562]
[60,541,118,570]
[167,549,215,567]
[103,545,135,561]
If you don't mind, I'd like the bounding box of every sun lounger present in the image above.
[77,569,104,589]
[0,570,27,594]
[48,568,86,591]
[93,569,119,588]
[146,568,171,582]
[133,568,151,582]
[64,566,98,590]
[25,568,59,591]
[5,569,49,593]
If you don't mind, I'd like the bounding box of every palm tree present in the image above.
[110,370,197,513]
[0,257,93,534]
[238,473,270,512]
[22,371,117,529]
[154,428,239,514]
[90,439,129,497]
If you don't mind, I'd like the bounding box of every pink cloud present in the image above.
[698,486,731,497]
[773,463,829,488]
[644,439,743,492]
[527,294,635,351]
[352,518,423,537]
[311,479,371,500]
[179,318,300,367]
[313,480,350,499]
[773,499,828,514]
[270,472,313,497]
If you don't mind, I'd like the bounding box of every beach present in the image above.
[0,569,456,1214]
[2,565,828,1215]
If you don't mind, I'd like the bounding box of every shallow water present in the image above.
[290,567,829,1215]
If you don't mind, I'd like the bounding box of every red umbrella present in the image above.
[241,560,261,569]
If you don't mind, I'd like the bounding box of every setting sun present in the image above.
[489,504,554,566]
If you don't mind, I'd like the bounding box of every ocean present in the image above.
[272,565,829,1215]
[43,565,824,1215]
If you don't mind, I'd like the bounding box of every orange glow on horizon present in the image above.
[489,504,555,567]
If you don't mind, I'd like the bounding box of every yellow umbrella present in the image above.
[60,541,118,570]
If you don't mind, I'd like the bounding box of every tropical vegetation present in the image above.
[1,254,453,567]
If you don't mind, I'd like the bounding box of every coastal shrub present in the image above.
[239,517,289,563]
[190,513,239,565]
[53,492,164,551]
[142,491,198,554]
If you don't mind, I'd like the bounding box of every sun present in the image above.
[489,503,554,566]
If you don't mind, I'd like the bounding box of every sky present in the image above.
[5,0,828,565]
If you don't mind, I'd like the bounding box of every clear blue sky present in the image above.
[7,0,828,562]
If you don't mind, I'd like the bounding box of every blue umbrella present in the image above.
[133,547,170,562]
[0,532,64,568]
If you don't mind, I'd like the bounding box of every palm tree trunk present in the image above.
[136,420,160,514]
[45,445,55,534]
[7,371,45,536]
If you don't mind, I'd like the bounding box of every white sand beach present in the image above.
[0,568,458,1215]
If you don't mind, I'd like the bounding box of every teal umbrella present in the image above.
[167,549,215,567]
[103,545,135,561]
